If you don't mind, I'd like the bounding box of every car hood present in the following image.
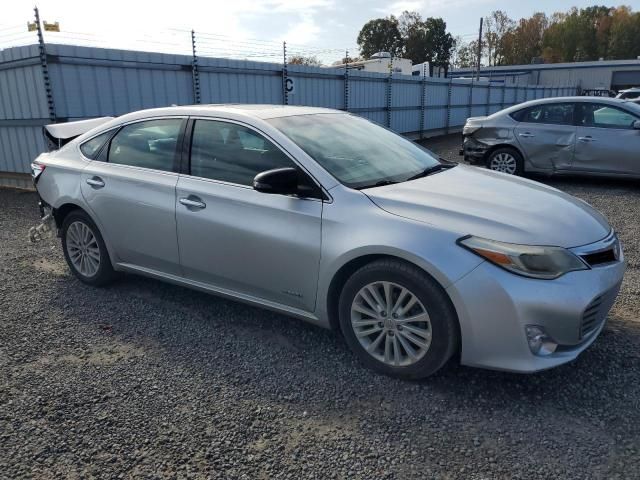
[363,165,610,248]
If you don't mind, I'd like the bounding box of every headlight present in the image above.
[458,236,588,279]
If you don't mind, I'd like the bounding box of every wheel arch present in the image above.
[52,202,84,229]
[53,202,118,267]
[484,143,524,164]
[325,253,459,337]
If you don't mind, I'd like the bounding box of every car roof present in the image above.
[494,96,639,116]
[619,87,640,92]
[68,104,347,151]
[112,104,341,124]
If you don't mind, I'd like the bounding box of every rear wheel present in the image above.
[338,259,459,379]
[61,210,117,286]
[487,147,524,176]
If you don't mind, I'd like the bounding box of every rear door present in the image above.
[513,102,576,171]
[175,118,323,312]
[573,103,640,175]
[80,117,186,275]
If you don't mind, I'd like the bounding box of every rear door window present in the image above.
[108,119,184,172]
[517,103,575,125]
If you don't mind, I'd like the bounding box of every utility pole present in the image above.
[476,17,483,81]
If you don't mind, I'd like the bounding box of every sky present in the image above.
[3,0,640,62]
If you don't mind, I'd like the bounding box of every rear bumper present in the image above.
[29,197,55,243]
[461,136,489,164]
[447,255,625,373]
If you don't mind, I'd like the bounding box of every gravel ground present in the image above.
[1,136,639,479]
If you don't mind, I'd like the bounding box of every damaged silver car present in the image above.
[462,97,640,178]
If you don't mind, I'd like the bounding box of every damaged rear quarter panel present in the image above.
[34,148,120,264]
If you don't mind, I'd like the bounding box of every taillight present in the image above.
[31,161,46,183]
[462,125,481,136]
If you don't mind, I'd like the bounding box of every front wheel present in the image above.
[487,147,524,176]
[338,259,459,379]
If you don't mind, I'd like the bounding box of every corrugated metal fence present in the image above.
[0,43,577,184]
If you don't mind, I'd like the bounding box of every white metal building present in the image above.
[332,52,413,75]
[451,59,640,92]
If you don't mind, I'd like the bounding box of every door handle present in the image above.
[578,136,596,142]
[86,176,105,188]
[179,196,206,209]
[518,133,535,138]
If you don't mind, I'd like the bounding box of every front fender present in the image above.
[314,188,483,324]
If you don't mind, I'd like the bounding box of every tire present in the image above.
[486,147,524,176]
[338,259,459,379]
[61,210,117,286]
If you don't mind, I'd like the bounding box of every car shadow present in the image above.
[529,173,640,192]
[44,268,640,420]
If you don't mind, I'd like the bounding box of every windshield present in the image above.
[620,91,640,99]
[267,113,441,189]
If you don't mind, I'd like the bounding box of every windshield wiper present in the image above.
[405,163,455,181]
[355,179,400,190]
[355,163,456,190]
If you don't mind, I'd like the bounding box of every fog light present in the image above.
[525,326,558,356]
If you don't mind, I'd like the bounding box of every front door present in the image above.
[514,102,576,171]
[573,102,640,175]
[175,118,323,312]
[81,117,185,276]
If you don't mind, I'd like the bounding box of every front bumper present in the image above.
[446,255,625,373]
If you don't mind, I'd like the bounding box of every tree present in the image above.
[541,7,604,62]
[399,11,429,64]
[289,55,322,66]
[425,17,455,73]
[398,10,422,38]
[499,13,548,65]
[608,6,640,60]
[357,16,403,59]
[356,11,454,72]
[484,11,515,65]
[452,38,479,69]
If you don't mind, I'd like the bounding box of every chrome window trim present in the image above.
[92,161,182,178]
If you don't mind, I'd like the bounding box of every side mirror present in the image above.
[253,167,299,195]
[634,120,640,130]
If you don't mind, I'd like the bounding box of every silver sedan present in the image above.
[462,97,640,178]
[32,105,625,378]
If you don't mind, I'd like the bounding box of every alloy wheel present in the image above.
[489,152,517,174]
[66,221,101,277]
[350,281,432,367]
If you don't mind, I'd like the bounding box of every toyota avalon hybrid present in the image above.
[31,105,625,378]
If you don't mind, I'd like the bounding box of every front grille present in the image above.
[572,231,621,269]
[580,295,604,339]
[580,248,617,267]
